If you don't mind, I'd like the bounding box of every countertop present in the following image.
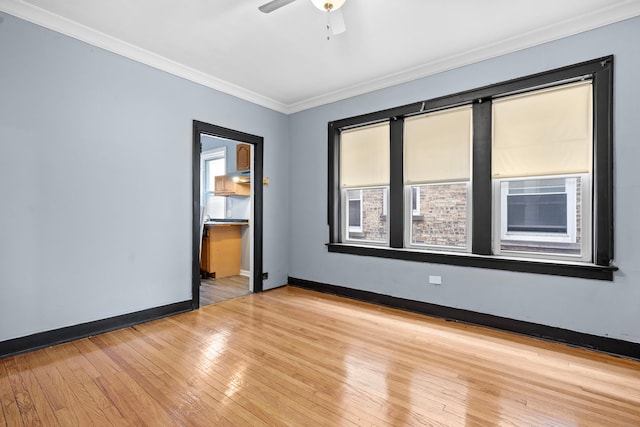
[205,220,249,226]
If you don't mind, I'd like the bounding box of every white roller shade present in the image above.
[340,122,389,188]
[492,81,593,178]
[404,106,472,184]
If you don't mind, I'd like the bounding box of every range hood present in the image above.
[227,170,251,183]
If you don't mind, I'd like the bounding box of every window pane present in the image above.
[205,158,225,192]
[508,178,565,194]
[348,201,361,228]
[205,193,225,219]
[410,183,468,249]
[345,188,388,243]
[498,176,587,258]
[507,193,568,233]
[204,155,226,219]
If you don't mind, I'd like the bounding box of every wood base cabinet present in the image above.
[202,225,241,279]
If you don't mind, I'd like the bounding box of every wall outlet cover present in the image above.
[429,275,442,285]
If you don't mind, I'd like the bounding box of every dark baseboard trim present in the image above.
[0,300,192,360]
[288,277,640,361]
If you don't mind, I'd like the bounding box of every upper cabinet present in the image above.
[214,175,250,196]
[236,144,251,171]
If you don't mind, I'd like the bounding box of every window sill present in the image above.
[326,243,617,281]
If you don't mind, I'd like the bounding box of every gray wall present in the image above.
[288,16,640,344]
[2,9,639,347]
[0,12,290,342]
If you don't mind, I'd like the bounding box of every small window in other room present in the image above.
[202,148,226,220]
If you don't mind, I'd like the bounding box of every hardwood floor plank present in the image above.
[9,353,59,427]
[1,286,639,426]
[0,361,24,427]
[3,356,42,426]
[43,344,116,426]
[94,331,233,426]
[134,318,325,426]
[114,323,275,426]
[200,275,250,306]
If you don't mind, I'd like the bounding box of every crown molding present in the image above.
[0,0,289,113]
[285,0,640,113]
[2,0,639,115]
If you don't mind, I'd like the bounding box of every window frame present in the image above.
[346,189,363,234]
[494,174,592,263]
[341,186,390,246]
[201,147,227,219]
[500,177,577,243]
[327,56,616,281]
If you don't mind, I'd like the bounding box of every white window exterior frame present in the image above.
[346,189,363,234]
[493,174,592,262]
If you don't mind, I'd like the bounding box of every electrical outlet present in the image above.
[429,275,442,285]
[262,272,269,280]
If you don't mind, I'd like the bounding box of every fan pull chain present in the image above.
[326,11,332,40]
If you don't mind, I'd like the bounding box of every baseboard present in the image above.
[240,269,251,277]
[288,277,640,361]
[0,300,192,360]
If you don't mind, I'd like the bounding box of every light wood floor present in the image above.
[1,286,639,426]
[200,275,250,306]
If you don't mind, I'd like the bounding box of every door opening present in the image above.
[192,121,264,309]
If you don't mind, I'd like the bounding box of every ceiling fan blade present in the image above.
[258,0,297,13]
[328,8,346,35]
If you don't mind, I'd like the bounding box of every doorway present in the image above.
[192,121,263,309]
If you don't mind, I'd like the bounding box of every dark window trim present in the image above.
[327,56,615,281]
[327,243,616,280]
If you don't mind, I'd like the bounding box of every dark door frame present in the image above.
[192,120,264,309]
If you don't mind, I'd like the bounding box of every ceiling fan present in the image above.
[258,0,347,38]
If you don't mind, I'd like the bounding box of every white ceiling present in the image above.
[2,0,640,113]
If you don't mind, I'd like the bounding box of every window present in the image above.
[404,105,472,251]
[202,148,226,219]
[409,182,470,250]
[328,56,614,280]
[495,176,590,260]
[340,122,390,244]
[492,81,593,261]
[504,178,572,235]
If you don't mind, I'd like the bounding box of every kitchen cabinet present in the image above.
[202,225,241,278]
[236,143,251,171]
[214,175,250,196]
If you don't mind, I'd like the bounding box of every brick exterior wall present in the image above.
[351,178,583,256]
[348,188,388,242]
[411,184,468,248]
[351,185,468,247]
